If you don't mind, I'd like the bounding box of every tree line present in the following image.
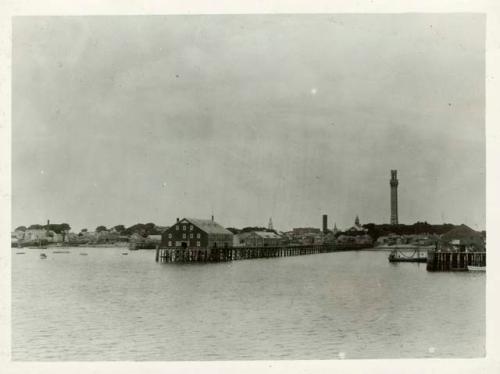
[350,222,460,241]
[15,222,164,237]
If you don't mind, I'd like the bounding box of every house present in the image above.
[147,234,162,243]
[234,231,283,247]
[336,216,372,245]
[292,227,321,236]
[337,233,372,245]
[23,229,48,242]
[161,217,233,249]
[345,215,368,234]
[438,224,485,252]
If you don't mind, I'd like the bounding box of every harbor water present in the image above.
[12,248,485,360]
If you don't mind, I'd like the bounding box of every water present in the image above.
[12,248,485,360]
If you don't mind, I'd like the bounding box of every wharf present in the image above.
[426,250,486,271]
[156,243,371,263]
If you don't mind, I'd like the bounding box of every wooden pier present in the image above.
[426,250,486,271]
[156,243,371,263]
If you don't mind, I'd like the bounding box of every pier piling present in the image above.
[156,243,370,264]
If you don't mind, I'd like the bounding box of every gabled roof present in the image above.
[346,224,367,232]
[182,218,233,235]
[251,231,282,239]
[440,224,482,241]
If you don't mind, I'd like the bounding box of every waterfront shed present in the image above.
[235,231,283,247]
[161,217,233,249]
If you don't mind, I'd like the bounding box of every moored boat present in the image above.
[40,253,47,259]
[467,265,486,272]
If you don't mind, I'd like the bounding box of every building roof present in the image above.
[440,224,482,241]
[183,218,233,235]
[251,231,282,239]
[346,224,367,232]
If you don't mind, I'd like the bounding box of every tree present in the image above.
[96,225,107,232]
[28,224,44,230]
[15,226,27,232]
[144,222,161,235]
[113,225,126,233]
[81,228,88,233]
[46,223,72,234]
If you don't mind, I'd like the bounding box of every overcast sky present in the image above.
[12,14,485,232]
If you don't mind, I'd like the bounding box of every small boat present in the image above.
[16,252,26,255]
[53,250,70,254]
[122,252,129,255]
[79,253,88,256]
[40,253,47,259]
[467,265,486,272]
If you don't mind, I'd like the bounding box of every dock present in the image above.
[156,243,371,263]
[426,250,486,271]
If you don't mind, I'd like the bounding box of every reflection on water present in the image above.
[12,248,485,360]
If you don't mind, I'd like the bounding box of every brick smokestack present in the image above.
[322,214,328,234]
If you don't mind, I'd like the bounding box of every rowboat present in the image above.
[467,265,486,272]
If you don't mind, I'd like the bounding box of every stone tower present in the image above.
[390,170,399,224]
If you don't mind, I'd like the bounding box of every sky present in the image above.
[12,14,485,232]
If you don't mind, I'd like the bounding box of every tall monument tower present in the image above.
[390,170,399,224]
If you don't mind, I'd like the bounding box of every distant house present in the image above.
[23,229,48,242]
[337,233,372,245]
[234,231,283,247]
[438,224,485,252]
[161,218,233,249]
[147,234,162,243]
[345,215,368,234]
[336,216,372,245]
[292,227,321,236]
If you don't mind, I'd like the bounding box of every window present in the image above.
[197,233,201,239]
[190,233,193,239]
[182,233,186,239]
[168,233,172,239]
[190,225,193,231]
[168,241,172,246]
[197,241,200,247]
[182,225,186,231]
[176,225,179,231]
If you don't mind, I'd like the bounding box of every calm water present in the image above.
[12,248,485,360]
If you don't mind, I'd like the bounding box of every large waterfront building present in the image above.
[390,170,399,224]
[161,217,233,249]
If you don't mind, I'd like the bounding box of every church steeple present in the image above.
[333,223,339,234]
[268,217,274,231]
[355,215,360,226]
